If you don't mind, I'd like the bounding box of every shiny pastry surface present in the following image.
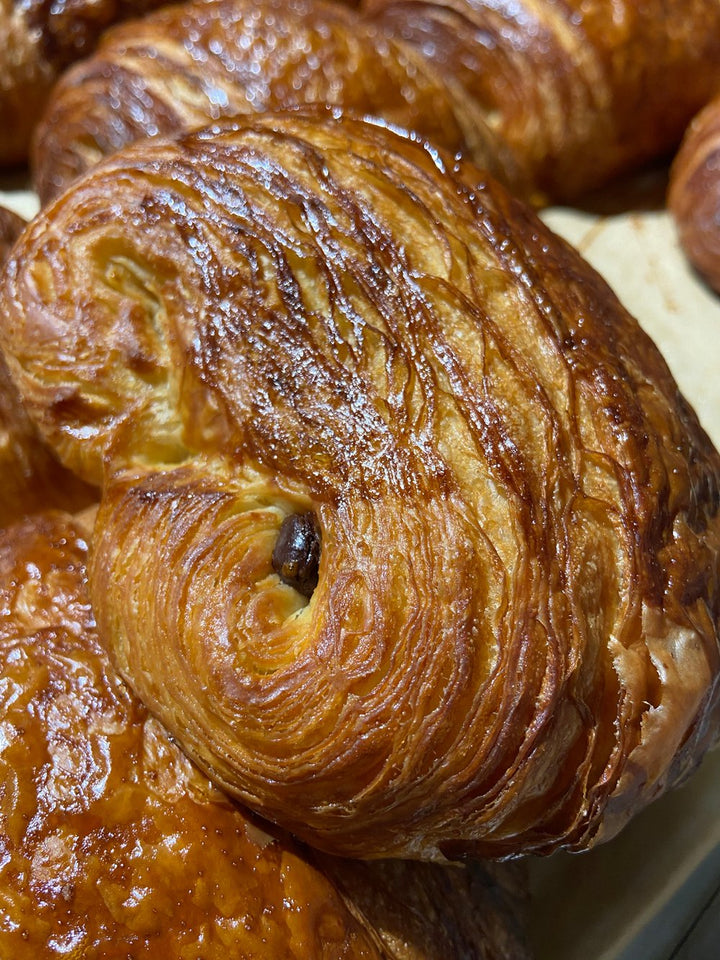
[0,509,531,958]
[32,0,720,204]
[0,0,174,168]
[31,0,511,204]
[0,206,96,524]
[669,94,720,295]
[365,0,720,201]
[3,113,720,860]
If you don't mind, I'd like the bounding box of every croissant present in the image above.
[0,0,182,169]
[32,0,720,205]
[3,112,720,862]
[0,507,530,957]
[668,93,720,295]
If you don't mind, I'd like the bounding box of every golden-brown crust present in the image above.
[31,0,514,204]
[31,0,720,204]
[0,0,175,168]
[0,0,55,169]
[365,0,720,201]
[0,356,96,524]
[3,113,720,860]
[669,94,720,295]
[0,206,97,523]
[0,508,531,958]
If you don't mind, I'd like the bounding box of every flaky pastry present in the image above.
[0,206,96,523]
[2,113,720,861]
[0,219,530,954]
[669,94,720,295]
[0,509,530,957]
[32,0,720,204]
[0,0,180,168]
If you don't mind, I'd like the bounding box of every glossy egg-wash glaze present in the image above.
[0,0,174,167]
[365,0,720,200]
[0,510,531,958]
[32,0,720,204]
[669,93,720,295]
[3,114,720,860]
[32,0,509,203]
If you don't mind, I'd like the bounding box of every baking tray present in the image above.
[3,168,720,960]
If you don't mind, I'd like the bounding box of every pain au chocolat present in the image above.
[2,112,720,862]
[32,0,720,205]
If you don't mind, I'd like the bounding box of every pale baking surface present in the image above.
[2,170,720,959]
[0,184,39,221]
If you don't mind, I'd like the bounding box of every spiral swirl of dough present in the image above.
[3,112,720,860]
[0,509,531,957]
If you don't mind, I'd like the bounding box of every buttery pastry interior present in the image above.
[31,0,720,205]
[2,112,719,864]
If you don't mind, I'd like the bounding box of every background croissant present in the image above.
[3,112,719,863]
[669,93,720,296]
[0,0,178,169]
[31,0,720,205]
